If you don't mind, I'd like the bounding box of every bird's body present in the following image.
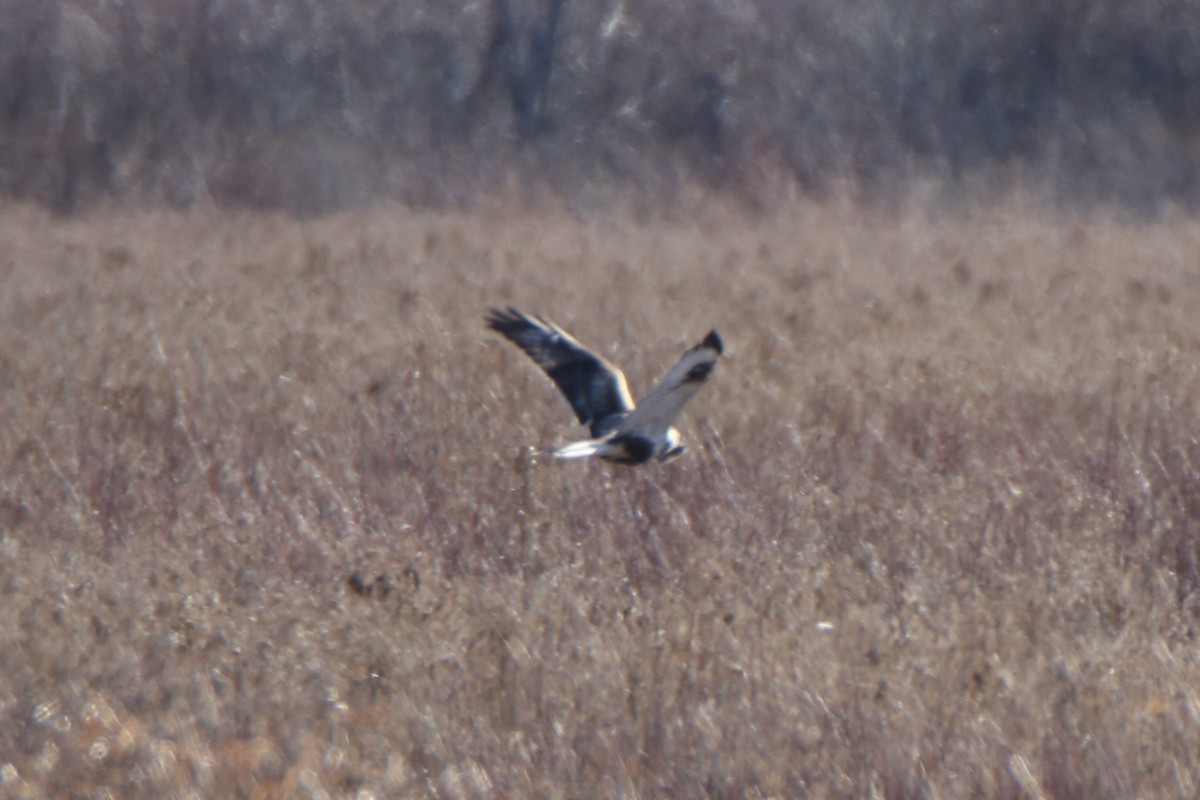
[486,307,722,464]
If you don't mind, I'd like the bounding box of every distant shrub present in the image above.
[2,0,1200,213]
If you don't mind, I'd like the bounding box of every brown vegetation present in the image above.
[2,196,1200,796]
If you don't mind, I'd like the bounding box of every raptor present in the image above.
[486,307,723,465]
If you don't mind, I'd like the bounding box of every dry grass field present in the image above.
[2,195,1200,798]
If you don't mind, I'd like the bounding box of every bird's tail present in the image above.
[553,439,606,460]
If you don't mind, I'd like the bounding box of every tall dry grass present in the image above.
[2,196,1200,797]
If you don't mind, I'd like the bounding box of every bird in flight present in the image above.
[486,307,723,464]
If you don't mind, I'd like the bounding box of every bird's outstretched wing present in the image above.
[618,330,723,435]
[486,307,634,436]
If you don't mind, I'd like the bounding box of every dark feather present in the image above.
[702,330,723,354]
[683,361,714,383]
[486,307,633,436]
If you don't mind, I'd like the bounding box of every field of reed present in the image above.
[2,197,1200,797]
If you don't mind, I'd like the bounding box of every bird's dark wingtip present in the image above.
[485,306,525,332]
[702,330,723,354]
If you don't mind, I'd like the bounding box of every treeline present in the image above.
[3,0,1200,214]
